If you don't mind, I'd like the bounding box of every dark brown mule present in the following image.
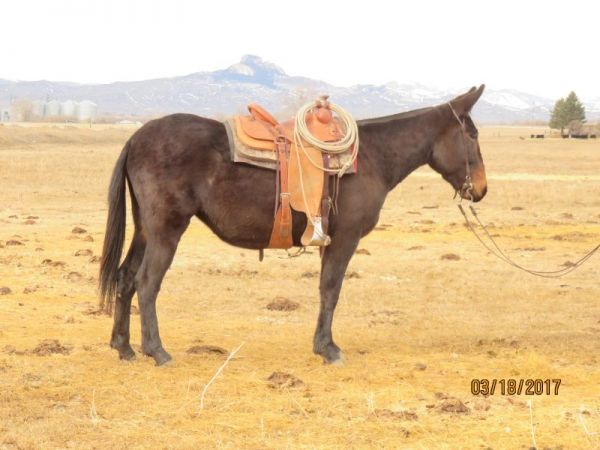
[99,85,487,366]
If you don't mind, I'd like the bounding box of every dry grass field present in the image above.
[1,122,600,449]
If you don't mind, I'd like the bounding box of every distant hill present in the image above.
[1,55,598,123]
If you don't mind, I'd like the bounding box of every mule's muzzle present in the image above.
[470,184,487,202]
[457,180,487,202]
[467,164,487,202]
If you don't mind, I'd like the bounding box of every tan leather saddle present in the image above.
[223,97,356,250]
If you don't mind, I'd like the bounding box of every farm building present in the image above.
[567,120,599,139]
[1,108,11,122]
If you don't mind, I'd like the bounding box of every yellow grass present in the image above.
[1,124,600,449]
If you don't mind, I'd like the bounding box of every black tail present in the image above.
[99,142,130,314]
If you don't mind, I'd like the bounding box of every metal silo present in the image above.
[32,100,45,118]
[76,100,97,122]
[45,100,60,117]
[60,100,76,117]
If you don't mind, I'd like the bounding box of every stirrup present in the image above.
[306,217,331,246]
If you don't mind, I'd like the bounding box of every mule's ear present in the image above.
[451,84,485,115]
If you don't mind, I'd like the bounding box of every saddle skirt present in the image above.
[223,102,357,249]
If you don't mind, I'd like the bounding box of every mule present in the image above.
[99,85,487,365]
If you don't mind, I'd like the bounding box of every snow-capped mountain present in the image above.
[0,55,598,123]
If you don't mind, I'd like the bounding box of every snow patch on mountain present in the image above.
[0,55,598,122]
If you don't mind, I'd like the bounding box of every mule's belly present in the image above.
[196,164,306,249]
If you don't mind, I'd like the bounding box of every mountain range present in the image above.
[1,55,599,123]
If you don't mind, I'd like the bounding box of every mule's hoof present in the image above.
[153,349,173,366]
[327,352,346,366]
[111,339,136,361]
[119,347,136,361]
[314,343,344,364]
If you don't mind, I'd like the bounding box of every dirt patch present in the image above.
[441,253,461,261]
[186,345,227,355]
[372,409,418,421]
[437,397,470,414]
[551,231,590,242]
[345,271,361,279]
[0,287,12,295]
[23,285,40,294]
[74,249,93,256]
[356,248,371,255]
[66,272,83,282]
[31,339,72,356]
[71,227,87,234]
[408,245,424,251]
[89,256,100,263]
[41,259,66,268]
[5,240,24,246]
[83,235,94,242]
[266,297,299,311]
[301,271,319,278]
[267,371,304,390]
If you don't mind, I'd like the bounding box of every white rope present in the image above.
[290,98,358,231]
[293,100,359,177]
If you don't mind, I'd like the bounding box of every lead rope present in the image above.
[449,103,600,277]
[458,203,600,278]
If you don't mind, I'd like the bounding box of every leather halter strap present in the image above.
[447,102,474,201]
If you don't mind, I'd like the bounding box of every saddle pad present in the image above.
[224,118,277,170]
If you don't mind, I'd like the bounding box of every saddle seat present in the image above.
[224,99,357,250]
[235,103,345,150]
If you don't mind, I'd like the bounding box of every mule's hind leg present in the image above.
[135,221,189,366]
[110,231,146,360]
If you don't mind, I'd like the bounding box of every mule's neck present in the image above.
[358,107,444,191]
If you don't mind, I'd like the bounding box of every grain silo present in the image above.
[32,100,45,118]
[60,100,76,117]
[75,100,97,122]
[45,100,60,117]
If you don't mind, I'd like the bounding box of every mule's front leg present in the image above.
[313,235,360,364]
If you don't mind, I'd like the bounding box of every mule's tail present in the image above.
[99,142,130,314]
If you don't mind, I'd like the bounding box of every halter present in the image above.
[447,102,474,202]
[448,102,600,277]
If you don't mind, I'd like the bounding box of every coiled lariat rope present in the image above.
[293,101,359,177]
[292,99,359,229]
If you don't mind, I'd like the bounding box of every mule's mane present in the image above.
[357,106,435,126]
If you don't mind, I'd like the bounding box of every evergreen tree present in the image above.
[549,91,586,135]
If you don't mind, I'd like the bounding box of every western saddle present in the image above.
[223,96,357,250]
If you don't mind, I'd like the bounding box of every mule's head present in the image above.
[429,85,487,202]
